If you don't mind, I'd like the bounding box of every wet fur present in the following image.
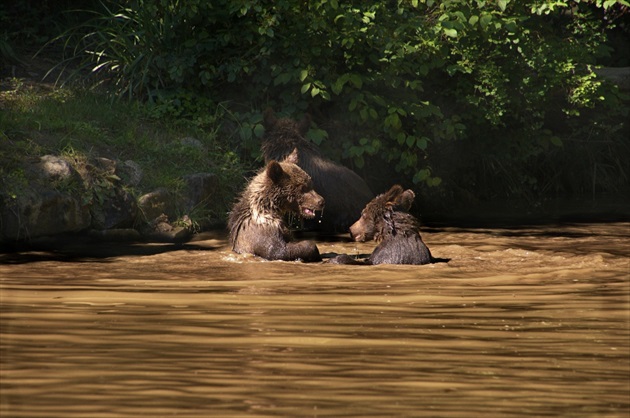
[368,210,433,265]
[228,151,324,262]
[348,185,435,265]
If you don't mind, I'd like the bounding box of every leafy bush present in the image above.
[46,0,630,204]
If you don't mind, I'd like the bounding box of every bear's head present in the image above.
[261,108,313,161]
[265,149,325,219]
[349,184,415,242]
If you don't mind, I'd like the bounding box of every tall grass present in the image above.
[43,1,169,99]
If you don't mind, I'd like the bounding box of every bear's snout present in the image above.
[349,219,366,242]
[300,191,325,219]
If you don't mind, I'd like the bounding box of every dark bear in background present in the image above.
[349,185,434,265]
[228,150,325,262]
[261,108,373,234]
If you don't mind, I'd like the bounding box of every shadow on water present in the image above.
[0,234,219,265]
[3,216,629,265]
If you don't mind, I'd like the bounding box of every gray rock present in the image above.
[140,213,193,243]
[118,160,143,186]
[90,187,138,230]
[1,190,91,241]
[180,137,205,150]
[37,155,74,180]
[93,157,117,176]
[137,188,178,222]
[182,172,219,211]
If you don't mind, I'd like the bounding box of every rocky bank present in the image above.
[0,153,223,246]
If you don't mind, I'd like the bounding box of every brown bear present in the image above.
[349,185,434,265]
[228,150,325,262]
[261,108,373,234]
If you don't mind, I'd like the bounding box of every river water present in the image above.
[1,222,629,417]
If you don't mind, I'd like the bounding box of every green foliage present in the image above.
[0,80,245,221]
[45,0,629,202]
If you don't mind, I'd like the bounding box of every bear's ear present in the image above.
[395,189,415,211]
[266,160,285,183]
[298,114,311,136]
[383,184,404,205]
[263,108,277,130]
[283,148,299,165]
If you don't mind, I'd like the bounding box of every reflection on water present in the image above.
[1,223,629,417]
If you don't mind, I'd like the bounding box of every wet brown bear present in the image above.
[261,108,373,233]
[349,185,434,265]
[228,150,325,262]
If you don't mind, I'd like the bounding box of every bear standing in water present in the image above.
[228,150,325,262]
[349,185,434,265]
[261,109,373,234]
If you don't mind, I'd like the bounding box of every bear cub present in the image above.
[349,184,434,265]
[261,108,373,233]
[228,150,325,262]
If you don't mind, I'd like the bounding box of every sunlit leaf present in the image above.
[443,28,457,38]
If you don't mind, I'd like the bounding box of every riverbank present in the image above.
[2,63,629,246]
[1,74,245,244]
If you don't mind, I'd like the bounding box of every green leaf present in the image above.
[331,81,343,95]
[350,74,363,88]
[412,169,430,184]
[498,0,507,12]
[301,83,311,94]
[428,177,442,187]
[480,13,493,28]
[443,28,458,38]
[349,145,363,157]
[386,113,402,130]
[504,21,517,33]
[274,73,291,86]
[253,123,265,138]
[239,124,252,140]
[307,128,328,145]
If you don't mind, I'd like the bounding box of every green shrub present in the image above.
[45,0,630,204]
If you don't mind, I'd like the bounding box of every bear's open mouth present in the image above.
[301,207,316,218]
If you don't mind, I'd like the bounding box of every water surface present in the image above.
[1,223,629,417]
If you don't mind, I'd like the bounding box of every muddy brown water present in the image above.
[1,222,629,417]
